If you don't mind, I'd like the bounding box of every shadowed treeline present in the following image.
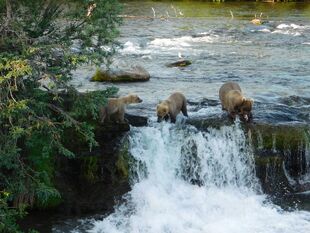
[121,0,310,2]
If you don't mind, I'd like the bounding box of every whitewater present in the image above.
[87,122,310,233]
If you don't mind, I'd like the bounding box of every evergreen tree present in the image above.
[0,1,121,231]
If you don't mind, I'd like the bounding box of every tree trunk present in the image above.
[5,0,12,28]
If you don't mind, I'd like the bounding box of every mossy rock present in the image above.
[247,124,310,152]
[91,66,150,82]
[115,139,130,180]
[248,124,309,177]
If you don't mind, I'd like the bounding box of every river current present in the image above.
[55,1,310,232]
[72,1,310,124]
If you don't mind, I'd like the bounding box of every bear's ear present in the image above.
[249,98,254,105]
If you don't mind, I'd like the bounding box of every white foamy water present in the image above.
[121,41,152,55]
[270,23,310,36]
[88,123,310,233]
[276,23,307,30]
[148,35,219,48]
[119,34,223,56]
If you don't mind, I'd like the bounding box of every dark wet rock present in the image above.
[125,113,148,127]
[166,59,192,68]
[247,123,309,178]
[54,124,131,216]
[186,116,234,130]
[255,155,293,196]
[98,122,130,132]
[50,113,147,215]
[91,65,150,82]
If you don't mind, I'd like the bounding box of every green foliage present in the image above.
[71,87,118,120]
[0,191,26,233]
[0,0,121,231]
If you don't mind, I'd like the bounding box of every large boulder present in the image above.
[91,65,150,82]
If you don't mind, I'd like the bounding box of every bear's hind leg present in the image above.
[181,103,188,117]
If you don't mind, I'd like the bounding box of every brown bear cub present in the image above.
[100,94,142,124]
[219,82,253,122]
[156,92,188,123]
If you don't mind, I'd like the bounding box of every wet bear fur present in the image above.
[219,82,253,121]
[100,94,142,124]
[156,92,188,123]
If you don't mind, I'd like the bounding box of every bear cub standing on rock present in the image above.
[219,82,253,122]
[157,92,188,123]
[100,94,142,124]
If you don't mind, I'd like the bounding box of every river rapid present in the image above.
[53,1,310,232]
[72,1,310,124]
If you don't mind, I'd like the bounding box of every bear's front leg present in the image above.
[117,110,127,124]
[229,112,237,120]
[170,114,176,123]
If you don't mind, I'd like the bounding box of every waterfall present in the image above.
[88,123,310,233]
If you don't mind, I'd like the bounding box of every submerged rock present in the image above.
[91,65,150,82]
[166,59,192,67]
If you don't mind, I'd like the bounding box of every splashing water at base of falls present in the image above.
[88,123,310,233]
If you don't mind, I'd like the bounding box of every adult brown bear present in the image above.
[219,82,253,122]
[156,92,188,123]
[100,94,142,124]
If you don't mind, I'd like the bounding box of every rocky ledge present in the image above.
[187,116,310,196]
[24,113,309,218]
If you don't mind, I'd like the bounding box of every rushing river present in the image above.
[52,1,310,232]
[72,1,310,124]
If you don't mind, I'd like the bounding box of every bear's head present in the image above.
[126,94,143,104]
[156,103,169,122]
[235,98,254,121]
